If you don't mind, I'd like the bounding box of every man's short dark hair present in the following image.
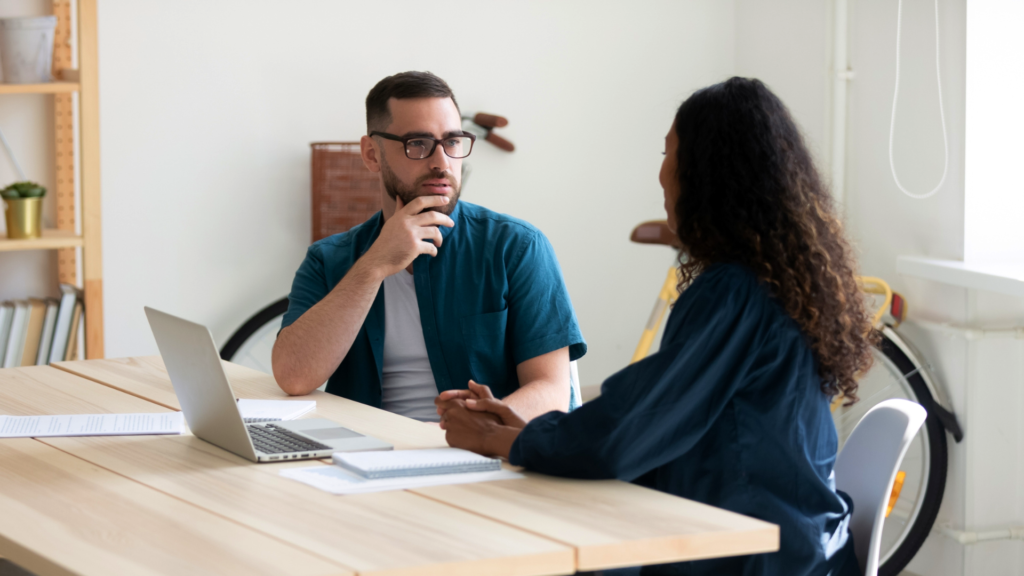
[365,71,460,134]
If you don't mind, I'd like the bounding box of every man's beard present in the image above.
[381,159,460,216]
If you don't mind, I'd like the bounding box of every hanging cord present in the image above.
[889,0,948,200]
[0,126,27,181]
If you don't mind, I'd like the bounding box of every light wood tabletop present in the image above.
[4,357,782,574]
[0,367,348,576]
[415,476,778,571]
[53,356,448,450]
[43,434,574,576]
[0,438,349,576]
[0,366,573,576]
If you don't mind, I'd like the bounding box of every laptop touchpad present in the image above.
[303,427,364,440]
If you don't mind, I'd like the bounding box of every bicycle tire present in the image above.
[834,328,948,575]
[873,331,948,576]
[220,297,289,362]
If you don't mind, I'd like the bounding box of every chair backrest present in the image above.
[834,398,927,576]
[568,360,582,410]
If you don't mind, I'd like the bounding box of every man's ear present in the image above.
[360,135,382,173]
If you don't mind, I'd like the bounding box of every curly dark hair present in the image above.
[672,77,876,402]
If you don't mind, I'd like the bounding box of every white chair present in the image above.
[569,360,582,410]
[834,398,927,576]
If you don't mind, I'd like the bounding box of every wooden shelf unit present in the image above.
[0,0,103,359]
[0,81,79,95]
[0,229,83,251]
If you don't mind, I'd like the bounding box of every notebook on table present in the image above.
[333,448,502,479]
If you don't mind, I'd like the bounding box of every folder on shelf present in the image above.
[3,300,30,368]
[65,299,83,361]
[20,298,48,367]
[35,299,59,366]
[0,302,13,364]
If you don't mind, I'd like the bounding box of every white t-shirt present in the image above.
[381,270,440,422]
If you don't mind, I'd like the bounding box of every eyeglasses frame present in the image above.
[369,130,476,160]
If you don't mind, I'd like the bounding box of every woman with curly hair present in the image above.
[439,77,875,576]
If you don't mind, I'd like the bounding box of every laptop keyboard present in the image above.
[248,423,331,455]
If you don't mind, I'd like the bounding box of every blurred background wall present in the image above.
[1,2,1021,573]
[91,0,735,383]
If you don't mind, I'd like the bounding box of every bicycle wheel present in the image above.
[832,327,948,576]
[220,297,289,374]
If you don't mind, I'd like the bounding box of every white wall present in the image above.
[736,1,1024,575]
[734,0,830,165]
[94,0,735,387]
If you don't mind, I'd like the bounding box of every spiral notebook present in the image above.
[332,448,502,479]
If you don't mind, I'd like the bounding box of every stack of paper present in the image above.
[0,413,184,438]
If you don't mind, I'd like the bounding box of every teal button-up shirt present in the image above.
[282,201,587,409]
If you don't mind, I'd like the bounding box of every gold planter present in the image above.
[3,197,43,239]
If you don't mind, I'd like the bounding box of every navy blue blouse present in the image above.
[509,264,860,576]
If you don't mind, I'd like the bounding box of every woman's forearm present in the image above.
[485,425,522,459]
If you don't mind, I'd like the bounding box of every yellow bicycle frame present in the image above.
[859,276,893,329]
[630,268,681,363]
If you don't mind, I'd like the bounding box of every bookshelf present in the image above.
[0,0,102,359]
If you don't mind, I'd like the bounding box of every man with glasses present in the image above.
[272,71,586,424]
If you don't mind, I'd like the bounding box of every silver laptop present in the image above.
[145,306,392,462]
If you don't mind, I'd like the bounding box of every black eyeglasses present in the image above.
[370,131,476,159]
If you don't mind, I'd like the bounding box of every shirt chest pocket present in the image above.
[460,309,510,389]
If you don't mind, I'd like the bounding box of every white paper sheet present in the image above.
[0,413,184,438]
[279,463,523,495]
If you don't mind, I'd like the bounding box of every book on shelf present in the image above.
[2,300,29,368]
[0,302,13,365]
[0,301,14,362]
[48,283,83,364]
[34,299,59,365]
[0,284,84,369]
[20,298,48,366]
[64,298,83,361]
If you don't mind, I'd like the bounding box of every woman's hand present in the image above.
[464,391,527,429]
[435,380,501,427]
[441,381,527,458]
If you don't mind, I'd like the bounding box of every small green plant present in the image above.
[0,181,46,199]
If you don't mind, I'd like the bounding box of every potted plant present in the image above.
[1,181,45,239]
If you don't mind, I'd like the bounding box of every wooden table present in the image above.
[0,357,778,575]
